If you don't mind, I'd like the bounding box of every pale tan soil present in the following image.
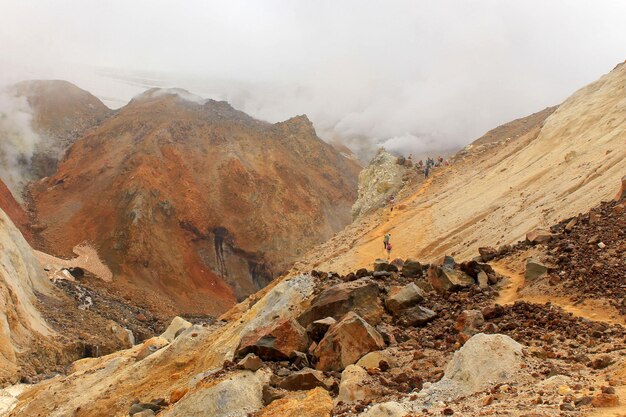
[35,243,113,282]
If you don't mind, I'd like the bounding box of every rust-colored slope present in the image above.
[30,90,359,314]
[0,178,31,242]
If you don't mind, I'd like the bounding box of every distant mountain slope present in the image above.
[30,89,360,314]
[0,178,31,242]
[0,80,111,198]
[299,61,626,273]
[12,80,112,179]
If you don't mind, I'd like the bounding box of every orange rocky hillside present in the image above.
[0,178,31,242]
[298,60,626,274]
[29,89,361,315]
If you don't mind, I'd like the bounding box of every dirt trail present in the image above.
[351,175,437,269]
[492,263,625,326]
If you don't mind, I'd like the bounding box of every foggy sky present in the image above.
[1,1,625,158]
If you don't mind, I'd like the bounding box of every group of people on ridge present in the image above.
[414,155,448,178]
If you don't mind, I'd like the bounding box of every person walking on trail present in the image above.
[424,165,430,179]
[383,233,391,249]
[389,195,395,212]
[386,242,393,259]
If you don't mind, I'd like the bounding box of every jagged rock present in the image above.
[427,265,474,294]
[497,245,512,256]
[427,334,525,400]
[238,353,262,372]
[306,317,336,343]
[478,247,498,262]
[289,351,310,369]
[477,271,489,288]
[390,258,404,267]
[414,280,434,293]
[278,368,330,391]
[437,255,456,268]
[401,259,422,277]
[297,279,383,327]
[135,337,169,361]
[257,387,333,417]
[526,228,552,244]
[262,385,285,406]
[235,318,309,361]
[352,148,406,219]
[399,305,437,327]
[313,312,385,371]
[336,365,379,404]
[160,370,270,417]
[384,283,425,314]
[564,217,578,232]
[355,268,370,278]
[361,402,408,417]
[160,316,193,342]
[374,260,398,272]
[356,350,396,369]
[525,258,548,280]
[592,393,620,407]
[455,310,485,342]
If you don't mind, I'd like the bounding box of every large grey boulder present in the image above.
[427,334,525,400]
[384,283,425,315]
[427,265,474,294]
[525,258,548,280]
[160,370,270,417]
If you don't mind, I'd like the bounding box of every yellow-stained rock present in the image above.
[256,387,333,417]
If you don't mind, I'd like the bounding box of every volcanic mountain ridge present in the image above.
[29,88,361,315]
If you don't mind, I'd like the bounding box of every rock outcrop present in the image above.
[0,208,55,383]
[313,312,385,371]
[351,149,408,219]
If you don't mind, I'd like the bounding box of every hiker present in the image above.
[386,242,393,259]
[424,166,430,178]
[389,195,395,212]
[383,233,391,249]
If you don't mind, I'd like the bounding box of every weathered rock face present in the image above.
[525,258,548,280]
[0,179,31,242]
[256,387,333,417]
[336,365,379,404]
[29,90,360,314]
[427,333,525,400]
[384,283,425,315]
[526,228,553,244]
[160,370,270,417]
[351,149,408,219]
[427,265,475,294]
[399,305,437,327]
[235,318,309,361]
[298,279,383,327]
[401,259,422,277]
[0,208,55,383]
[313,312,385,371]
[160,316,193,342]
[278,368,330,391]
